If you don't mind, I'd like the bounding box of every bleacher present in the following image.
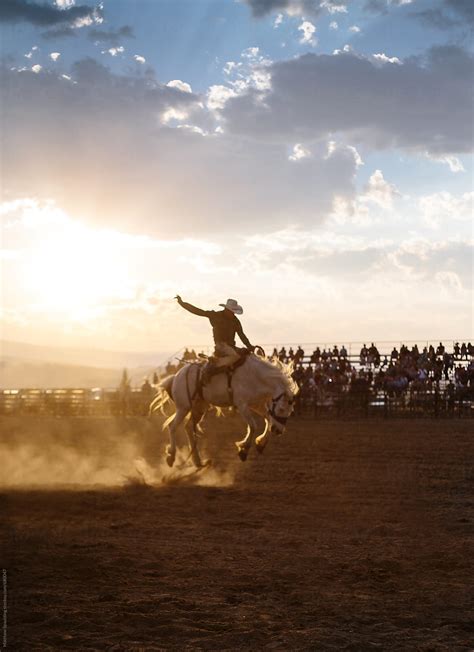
[164,340,473,419]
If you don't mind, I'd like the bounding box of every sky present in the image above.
[0,0,473,356]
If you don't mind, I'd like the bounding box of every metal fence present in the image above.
[294,386,473,419]
[0,387,153,417]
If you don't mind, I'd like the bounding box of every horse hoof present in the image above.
[256,444,265,454]
[238,449,248,462]
[166,455,175,467]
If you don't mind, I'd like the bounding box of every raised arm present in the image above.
[235,318,253,349]
[175,295,209,317]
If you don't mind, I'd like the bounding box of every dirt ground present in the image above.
[1,415,473,651]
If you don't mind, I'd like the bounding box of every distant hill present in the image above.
[0,339,171,370]
[0,358,161,389]
[0,340,174,388]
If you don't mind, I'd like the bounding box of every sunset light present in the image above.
[1,1,473,649]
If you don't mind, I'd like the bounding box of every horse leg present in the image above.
[165,406,188,467]
[185,403,206,468]
[234,404,258,462]
[255,418,270,454]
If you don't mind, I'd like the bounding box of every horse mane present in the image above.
[252,353,299,395]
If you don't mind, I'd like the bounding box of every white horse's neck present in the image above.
[247,354,292,396]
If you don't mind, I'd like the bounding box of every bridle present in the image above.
[269,392,293,426]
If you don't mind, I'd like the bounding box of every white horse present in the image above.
[150,352,298,468]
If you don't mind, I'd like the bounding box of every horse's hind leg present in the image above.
[185,403,206,468]
[166,406,188,467]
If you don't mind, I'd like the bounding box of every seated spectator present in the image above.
[436,342,445,356]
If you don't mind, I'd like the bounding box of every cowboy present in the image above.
[175,296,254,382]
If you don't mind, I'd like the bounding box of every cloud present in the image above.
[320,0,348,13]
[427,154,464,173]
[365,0,414,13]
[242,0,349,18]
[298,20,317,45]
[390,240,473,290]
[0,0,102,27]
[41,25,77,39]
[49,52,61,61]
[418,191,473,227]
[289,143,311,161]
[372,52,401,64]
[88,25,134,45]
[273,12,283,26]
[245,225,472,293]
[133,54,146,64]
[166,79,193,93]
[102,46,124,57]
[361,169,399,208]
[412,0,474,29]
[243,0,320,17]
[0,59,358,236]
[220,45,474,156]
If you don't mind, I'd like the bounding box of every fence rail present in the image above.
[0,385,472,419]
[0,387,152,418]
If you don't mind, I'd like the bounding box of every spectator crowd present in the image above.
[272,342,474,409]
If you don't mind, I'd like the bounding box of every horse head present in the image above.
[268,390,296,435]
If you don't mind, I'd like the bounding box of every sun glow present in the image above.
[19,206,134,316]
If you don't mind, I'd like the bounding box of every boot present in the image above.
[201,360,217,385]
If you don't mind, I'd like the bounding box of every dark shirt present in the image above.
[179,301,252,348]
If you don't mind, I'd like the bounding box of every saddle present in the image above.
[196,347,250,403]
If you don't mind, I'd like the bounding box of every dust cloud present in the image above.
[0,416,236,489]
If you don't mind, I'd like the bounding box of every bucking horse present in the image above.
[150,346,298,468]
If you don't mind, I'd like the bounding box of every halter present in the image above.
[269,392,289,426]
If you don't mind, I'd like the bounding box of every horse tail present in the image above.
[149,374,175,416]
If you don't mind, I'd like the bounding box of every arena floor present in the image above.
[1,416,473,650]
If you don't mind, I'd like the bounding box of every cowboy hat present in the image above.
[219,298,243,314]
